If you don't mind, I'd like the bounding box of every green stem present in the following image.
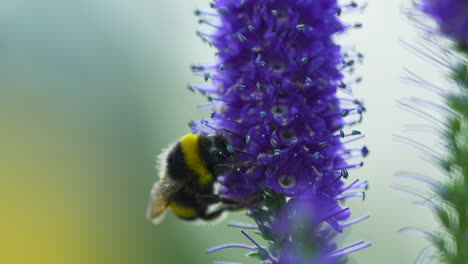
[441,46,468,264]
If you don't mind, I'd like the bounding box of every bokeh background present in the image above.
[1,0,448,263]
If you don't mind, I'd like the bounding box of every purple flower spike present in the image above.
[422,0,468,43]
[191,0,370,263]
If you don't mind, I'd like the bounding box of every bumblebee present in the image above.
[147,133,245,224]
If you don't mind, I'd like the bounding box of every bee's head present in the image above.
[206,134,236,164]
[197,134,233,165]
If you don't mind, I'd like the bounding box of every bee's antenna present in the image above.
[233,148,257,158]
[221,128,244,139]
[221,128,266,148]
[221,129,256,158]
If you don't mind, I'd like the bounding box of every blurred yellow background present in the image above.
[0,0,445,263]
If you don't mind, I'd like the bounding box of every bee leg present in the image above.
[197,194,221,204]
[200,207,224,221]
[219,197,248,211]
[219,196,242,205]
[215,161,258,172]
[234,161,258,168]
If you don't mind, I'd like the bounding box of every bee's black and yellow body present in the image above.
[147,133,233,223]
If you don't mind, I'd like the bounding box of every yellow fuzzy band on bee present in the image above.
[169,202,197,219]
[180,134,213,185]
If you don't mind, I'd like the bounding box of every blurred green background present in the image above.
[1,0,446,263]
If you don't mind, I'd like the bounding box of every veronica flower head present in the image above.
[190,0,371,263]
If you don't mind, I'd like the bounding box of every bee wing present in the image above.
[146,172,183,224]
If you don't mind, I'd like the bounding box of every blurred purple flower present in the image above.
[422,0,468,42]
[270,189,371,264]
[190,0,370,263]
[403,1,468,263]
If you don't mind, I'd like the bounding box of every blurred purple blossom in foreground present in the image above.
[190,0,370,263]
[402,0,468,263]
[422,0,468,42]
